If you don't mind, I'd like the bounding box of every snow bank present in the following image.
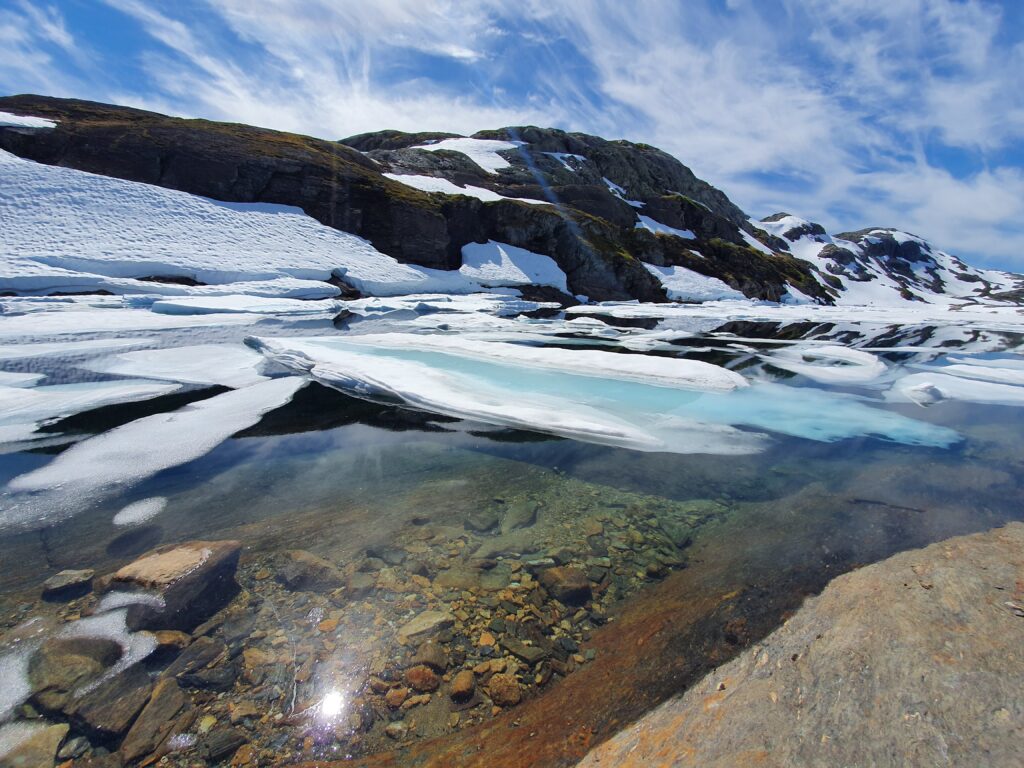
[408,137,521,173]
[382,173,547,205]
[0,111,56,129]
[459,241,568,291]
[643,263,745,302]
[888,372,1024,407]
[636,216,696,239]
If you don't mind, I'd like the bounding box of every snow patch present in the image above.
[459,241,568,292]
[382,173,547,205]
[85,344,268,388]
[635,216,696,239]
[643,263,745,302]
[408,137,522,173]
[0,111,56,129]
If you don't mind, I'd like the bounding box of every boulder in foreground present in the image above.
[578,522,1024,768]
[111,539,241,631]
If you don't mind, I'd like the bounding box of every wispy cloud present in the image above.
[2,0,1022,269]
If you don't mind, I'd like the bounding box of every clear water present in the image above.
[0,310,1022,763]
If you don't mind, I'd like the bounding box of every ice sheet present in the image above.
[147,295,342,316]
[85,344,267,388]
[2,377,306,529]
[249,336,958,455]
[765,345,888,384]
[888,372,1024,406]
[289,334,748,392]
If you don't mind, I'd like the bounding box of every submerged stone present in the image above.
[275,550,345,592]
[0,722,68,768]
[120,677,195,763]
[29,637,122,711]
[397,610,455,645]
[500,500,539,534]
[538,567,592,606]
[111,540,241,631]
[41,569,94,601]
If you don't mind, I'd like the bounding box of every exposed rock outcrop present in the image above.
[578,522,1024,768]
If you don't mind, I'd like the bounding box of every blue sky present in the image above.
[2,0,1023,270]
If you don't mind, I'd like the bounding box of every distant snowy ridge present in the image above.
[755,214,1022,307]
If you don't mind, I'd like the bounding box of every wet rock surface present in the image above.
[579,522,1024,768]
[41,569,94,602]
[111,540,241,631]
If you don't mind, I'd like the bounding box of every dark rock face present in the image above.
[0,94,831,303]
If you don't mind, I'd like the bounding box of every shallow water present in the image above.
[0,302,1023,765]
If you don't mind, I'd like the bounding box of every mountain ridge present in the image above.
[1,94,1020,307]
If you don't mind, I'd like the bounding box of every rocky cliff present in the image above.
[1,95,1019,305]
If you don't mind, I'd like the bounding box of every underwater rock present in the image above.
[275,550,345,592]
[486,673,522,707]
[464,509,500,533]
[66,664,153,739]
[538,567,592,606]
[29,636,122,711]
[397,610,455,645]
[500,501,538,535]
[411,641,448,672]
[41,569,94,601]
[111,540,241,631]
[450,670,475,702]
[0,722,68,768]
[120,677,195,763]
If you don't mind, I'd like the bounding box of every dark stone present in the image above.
[163,636,227,678]
[347,572,376,600]
[180,663,237,691]
[500,637,549,665]
[199,728,247,762]
[68,665,154,739]
[275,550,345,592]
[41,569,94,601]
[538,567,592,606]
[29,636,123,711]
[120,677,195,763]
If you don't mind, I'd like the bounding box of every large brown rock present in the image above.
[111,540,241,631]
[66,665,153,739]
[537,567,591,606]
[579,522,1024,768]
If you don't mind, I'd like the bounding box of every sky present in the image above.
[2,0,1023,270]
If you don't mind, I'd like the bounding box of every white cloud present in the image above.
[2,0,1023,269]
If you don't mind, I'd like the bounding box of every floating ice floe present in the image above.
[764,345,888,384]
[84,344,268,388]
[0,380,181,445]
[0,308,268,338]
[284,334,749,392]
[888,372,1024,407]
[2,377,306,529]
[0,338,154,360]
[0,372,44,388]
[248,335,958,455]
[113,497,168,526]
[642,263,746,302]
[407,137,522,173]
[145,295,342,316]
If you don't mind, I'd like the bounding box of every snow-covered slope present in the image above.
[0,149,567,300]
[755,214,1023,306]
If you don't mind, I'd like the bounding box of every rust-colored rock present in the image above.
[537,567,591,606]
[485,673,521,707]
[580,523,1024,768]
[450,670,475,702]
[405,665,440,693]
